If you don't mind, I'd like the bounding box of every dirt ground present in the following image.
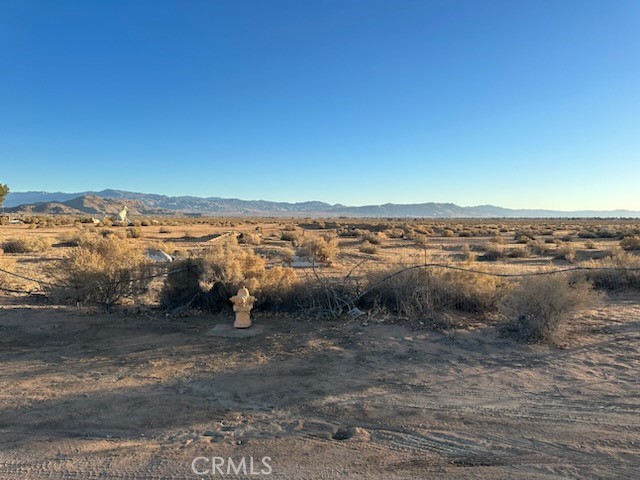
[1,293,639,479]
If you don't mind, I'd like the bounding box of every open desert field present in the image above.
[1,217,640,478]
[2,215,639,280]
[4,0,640,477]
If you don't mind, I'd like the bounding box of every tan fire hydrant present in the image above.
[230,287,256,329]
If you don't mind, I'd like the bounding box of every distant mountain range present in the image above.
[3,189,640,218]
[4,194,169,217]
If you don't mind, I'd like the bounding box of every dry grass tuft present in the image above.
[280,230,300,245]
[298,235,338,265]
[55,231,84,247]
[554,243,577,263]
[500,276,592,345]
[362,266,508,319]
[50,236,153,311]
[358,242,379,255]
[621,236,640,251]
[1,236,52,253]
[355,229,382,245]
[126,227,143,239]
[580,251,640,290]
[161,237,297,312]
[478,242,505,261]
[237,232,262,245]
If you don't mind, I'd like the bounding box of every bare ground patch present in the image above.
[0,294,639,478]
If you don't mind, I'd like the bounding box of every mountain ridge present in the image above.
[3,190,640,218]
[4,194,169,216]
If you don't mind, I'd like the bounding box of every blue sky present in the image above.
[1,0,638,209]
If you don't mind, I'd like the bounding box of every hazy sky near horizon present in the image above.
[1,0,639,210]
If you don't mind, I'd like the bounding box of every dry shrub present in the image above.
[55,231,84,247]
[126,227,143,238]
[160,258,201,309]
[500,275,592,344]
[280,230,300,245]
[1,236,52,253]
[555,243,577,263]
[289,275,358,318]
[461,244,476,263]
[198,241,268,294]
[580,252,640,290]
[146,240,179,257]
[596,229,618,238]
[161,238,297,312]
[237,232,262,245]
[514,231,535,243]
[508,246,530,258]
[298,235,338,265]
[478,242,505,261]
[50,236,153,311]
[413,234,429,247]
[527,240,551,255]
[337,227,358,238]
[355,229,381,245]
[359,242,379,254]
[385,228,404,239]
[100,228,126,239]
[621,236,640,251]
[489,235,505,244]
[362,267,507,319]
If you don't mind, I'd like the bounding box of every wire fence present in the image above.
[2,262,640,291]
[1,259,639,317]
[0,264,190,296]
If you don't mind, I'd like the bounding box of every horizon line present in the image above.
[4,188,640,213]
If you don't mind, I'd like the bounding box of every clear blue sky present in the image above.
[1,0,638,210]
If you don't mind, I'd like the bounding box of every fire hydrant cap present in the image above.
[237,287,249,297]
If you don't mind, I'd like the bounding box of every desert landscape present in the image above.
[2,1,639,477]
[1,214,639,478]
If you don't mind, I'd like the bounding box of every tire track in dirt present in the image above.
[348,395,640,429]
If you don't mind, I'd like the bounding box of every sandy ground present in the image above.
[0,294,639,479]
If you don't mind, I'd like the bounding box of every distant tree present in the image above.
[0,183,8,207]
